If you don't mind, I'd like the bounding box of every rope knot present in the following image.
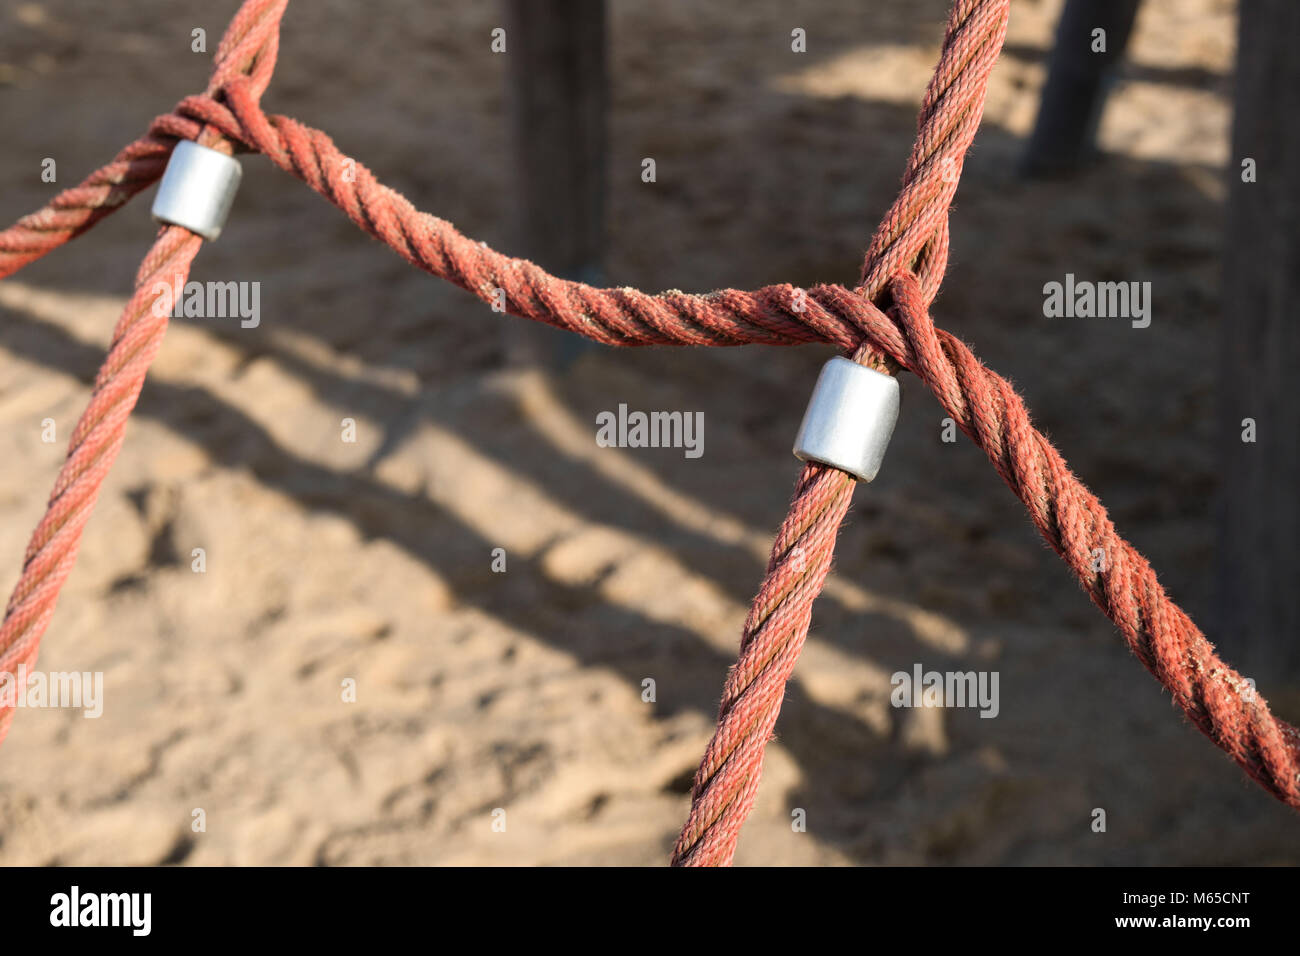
[205,0,288,107]
[164,0,290,157]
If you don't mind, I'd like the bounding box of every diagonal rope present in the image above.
[0,226,200,745]
[0,0,287,281]
[0,0,289,747]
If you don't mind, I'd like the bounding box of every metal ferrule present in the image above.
[150,140,242,241]
[792,356,900,482]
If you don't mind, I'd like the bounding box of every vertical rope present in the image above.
[0,0,289,746]
[0,227,201,743]
[671,0,1011,865]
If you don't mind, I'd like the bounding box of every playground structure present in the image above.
[0,0,1296,866]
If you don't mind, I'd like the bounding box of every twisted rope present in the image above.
[0,0,286,281]
[0,0,289,745]
[0,0,1295,865]
[0,227,201,743]
[673,0,1010,865]
[672,462,858,865]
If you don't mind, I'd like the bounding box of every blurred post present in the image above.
[1216,0,1300,700]
[1019,0,1141,177]
[503,0,607,367]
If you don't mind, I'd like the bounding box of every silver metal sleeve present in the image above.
[151,140,242,241]
[792,356,900,482]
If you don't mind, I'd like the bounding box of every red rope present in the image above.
[0,0,290,744]
[0,227,201,743]
[0,0,286,281]
[672,462,858,865]
[674,0,1011,865]
[0,0,1295,864]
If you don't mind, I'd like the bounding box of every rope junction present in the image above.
[0,0,1295,865]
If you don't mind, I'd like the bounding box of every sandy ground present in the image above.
[1,0,1297,865]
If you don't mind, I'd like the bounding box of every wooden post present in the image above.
[1215,0,1300,702]
[1019,0,1142,177]
[503,0,607,366]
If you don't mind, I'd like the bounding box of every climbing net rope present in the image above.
[0,0,1295,866]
